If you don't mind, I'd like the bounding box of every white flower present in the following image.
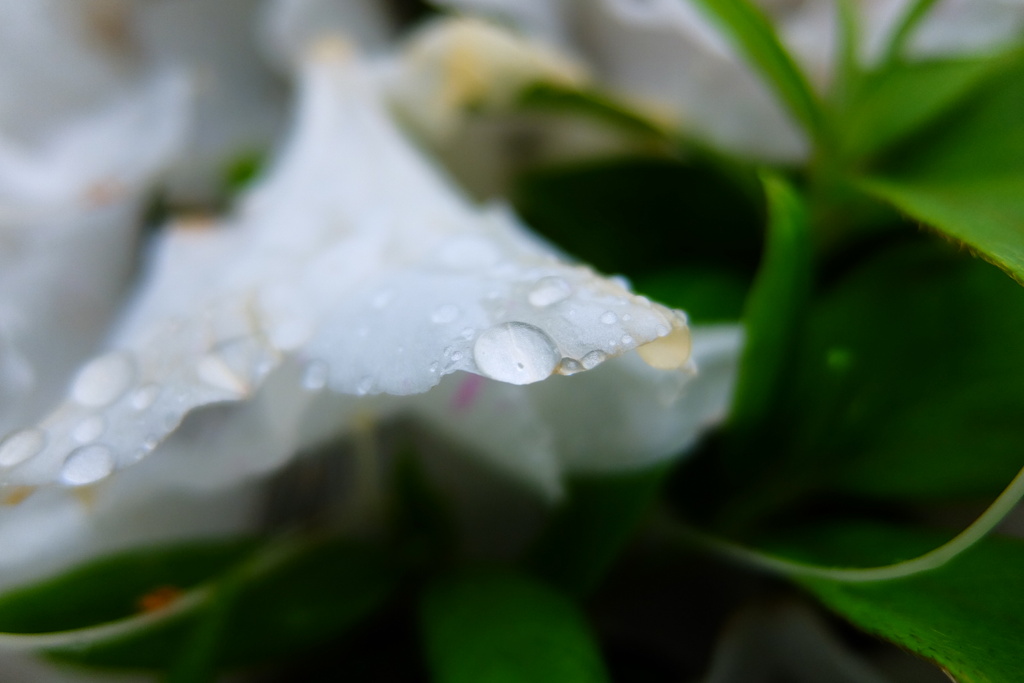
[435,0,1024,160]
[0,10,740,615]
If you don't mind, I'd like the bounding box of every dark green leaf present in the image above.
[728,173,812,444]
[790,239,1024,501]
[420,571,609,683]
[635,267,748,323]
[839,57,1001,161]
[514,156,763,280]
[857,50,1024,282]
[0,540,257,634]
[779,522,1024,683]
[25,538,400,673]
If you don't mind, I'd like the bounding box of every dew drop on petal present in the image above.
[130,384,160,411]
[431,304,460,324]
[72,416,106,444]
[557,358,583,375]
[655,324,670,337]
[61,445,115,486]
[528,277,572,307]
[356,377,373,395]
[302,360,329,391]
[621,334,635,346]
[638,326,693,370]
[473,322,560,385]
[460,327,475,340]
[71,352,135,407]
[600,311,618,325]
[0,429,46,468]
[581,350,608,370]
[451,350,464,362]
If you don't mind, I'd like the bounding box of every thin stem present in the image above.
[672,462,1024,583]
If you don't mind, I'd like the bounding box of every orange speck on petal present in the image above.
[136,585,183,613]
[1,486,36,506]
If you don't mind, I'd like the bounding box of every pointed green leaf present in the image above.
[858,50,1024,283]
[781,523,1024,683]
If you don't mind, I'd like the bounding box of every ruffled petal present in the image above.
[0,46,697,491]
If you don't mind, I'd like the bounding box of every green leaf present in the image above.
[728,173,812,445]
[857,50,1024,282]
[420,571,610,683]
[0,537,401,673]
[687,0,828,148]
[635,267,748,323]
[839,57,1001,161]
[790,239,1024,501]
[514,155,763,280]
[781,522,1024,683]
[517,83,672,143]
[528,464,671,597]
[0,540,257,634]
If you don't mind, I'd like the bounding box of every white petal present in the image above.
[0,17,188,438]
[131,0,289,204]
[0,48,693,490]
[261,0,397,69]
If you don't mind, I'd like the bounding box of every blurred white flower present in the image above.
[435,0,1024,160]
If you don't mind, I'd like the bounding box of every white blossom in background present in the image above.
[435,0,1024,160]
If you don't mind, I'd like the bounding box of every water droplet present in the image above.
[451,350,464,362]
[130,384,159,411]
[371,290,394,309]
[473,322,560,385]
[581,350,608,370]
[72,416,106,444]
[528,277,572,307]
[197,338,272,397]
[611,275,632,290]
[0,429,45,467]
[621,334,635,346]
[655,324,670,337]
[61,445,115,486]
[431,304,460,324]
[302,360,329,391]
[128,435,160,464]
[638,326,692,370]
[356,377,373,396]
[460,327,475,340]
[600,311,618,325]
[71,352,135,407]
[557,358,583,375]
[429,362,439,374]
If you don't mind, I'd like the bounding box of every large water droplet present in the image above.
[302,360,329,391]
[431,304,460,324]
[72,416,106,444]
[600,311,618,325]
[71,352,135,407]
[638,325,692,370]
[528,277,572,307]
[473,322,560,385]
[581,350,608,370]
[0,429,45,468]
[61,445,115,486]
